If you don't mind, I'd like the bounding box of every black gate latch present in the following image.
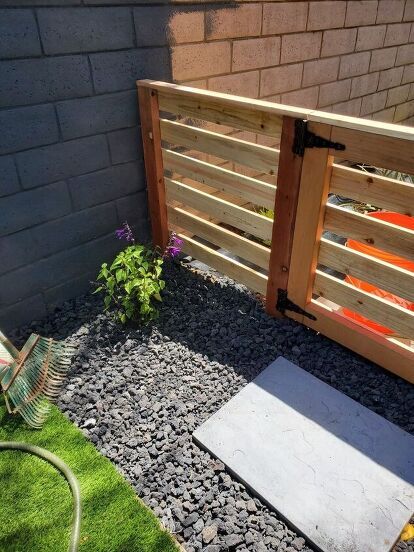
[292,119,345,157]
[276,289,317,321]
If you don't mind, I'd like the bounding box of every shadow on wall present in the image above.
[0,1,238,332]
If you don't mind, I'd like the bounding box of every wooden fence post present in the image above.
[137,84,169,250]
[265,116,304,316]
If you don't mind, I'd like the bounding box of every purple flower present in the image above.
[115,221,135,244]
[164,232,183,258]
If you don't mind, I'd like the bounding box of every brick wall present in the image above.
[171,1,414,124]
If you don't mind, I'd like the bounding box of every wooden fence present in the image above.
[137,80,414,384]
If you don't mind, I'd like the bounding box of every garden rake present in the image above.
[0,330,73,428]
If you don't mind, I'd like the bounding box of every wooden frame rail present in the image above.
[138,79,414,383]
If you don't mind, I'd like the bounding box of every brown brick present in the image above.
[331,97,362,117]
[307,1,346,30]
[384,23,411,46]
[378,66,404,89]
[356,25,386,51]
[396,43,414,65]
[350,72,379,98]
[321,28,357,57]
[402,64,414,83]
[232,37,280,72]
[394,99,414,121]
[262,2,308,35]
[319,79,352,107]
[260,63,303,97]
[168,11,204,44]
[371,106,395,122]
[205,4,261,40]
[303,57,340,86]
[339,52,370,79]
[208,71,259,98]
[281,86,319,109]
[345,1,378,27]
[171,42,231,80]
[360,90,387,115]
[386,83,410,106]
[370,46,397,71]
[377,0,405,23]
[281,32,322,64]
[404,1,414,21]
[409,82,414,99]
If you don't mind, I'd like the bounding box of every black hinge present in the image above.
[276,289,317,321]
[292,119,346,157]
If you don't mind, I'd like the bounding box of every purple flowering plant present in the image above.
[95,222,182,324]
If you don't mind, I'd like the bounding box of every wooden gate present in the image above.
[137,80,414,383]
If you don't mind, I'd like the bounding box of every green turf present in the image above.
[0,399,179,552]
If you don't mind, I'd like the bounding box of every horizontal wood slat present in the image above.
[314,270,414,339]
[331,126,414,175]
[318,238,414,303]
[179,234,268,295]
[163,149,276,210]
[168,205,270,271]
[159,91,283,138]
[324,204,414,262]
[160,119,279,174]
[165,177,273,241]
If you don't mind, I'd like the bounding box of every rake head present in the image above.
[1,333,74,428]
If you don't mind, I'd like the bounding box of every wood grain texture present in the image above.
[163,149,276,210]
[160,119,279,174]
[331,164,414,216]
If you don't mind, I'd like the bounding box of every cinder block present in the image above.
[307,1,346,30]
[0,181,71,236]
[319,79,352,107]
[386,83,410,106]
[356,25,386,51]
[232,37,280,72]
[370,46,397,71]
[90,48,170,94]
[378,66,404,90]
[44,271,97,314]
[281,86,319,109]
[371,106,395,122]
[116,190,148,224]
[396,43,414,66]
[404,1,414,21]
[0,202,118,275]
[0,9,41,58]
[262,2,307,35]
[281,32,322,64]
[0,156,20,197]
[350,72,379,98]
[57,91,137,140]
[345,1,378,27]
[0,56,92,107]
[260,63,303,97]
[16,135,110,189]
[321,29,357,57]
[303,57,340,86]
[402,63,414,83]
[0,104,59,155]
[360,90,388,115]
[205,4,261,40]
[377,0,405,23]
[339,52,370,79]
[208,71,259,98]
[384,23,411,47]
[134,6,170,46]
[394,99,414,121]
[108,126,143,165]
[409,82,414,99]
[38,8,134,54]
[168,8,204,44]
[0,295,46,333]
[69,161,145,210]
[331,97,362,117]
[171,42,230,81]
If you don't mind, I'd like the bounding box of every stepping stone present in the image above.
[193,357,414,552]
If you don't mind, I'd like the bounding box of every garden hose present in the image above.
[0,441,81,552]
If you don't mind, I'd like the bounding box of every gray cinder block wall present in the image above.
[0,2,180,331]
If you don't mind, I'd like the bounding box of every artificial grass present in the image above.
[0,399,179,552]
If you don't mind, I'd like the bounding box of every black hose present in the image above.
[0,441,81,552]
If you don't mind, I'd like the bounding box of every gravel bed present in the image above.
[12,260,414,552]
